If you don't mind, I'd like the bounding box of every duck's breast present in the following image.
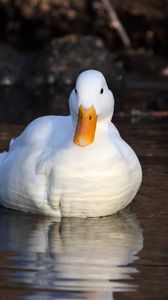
[51,132,142,217]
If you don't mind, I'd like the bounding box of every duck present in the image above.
[0,70,142,218]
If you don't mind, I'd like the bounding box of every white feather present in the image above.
[0,70,142,217]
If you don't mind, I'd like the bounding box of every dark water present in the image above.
[0,88,167,300]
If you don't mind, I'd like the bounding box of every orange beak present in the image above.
[73,105,97,147]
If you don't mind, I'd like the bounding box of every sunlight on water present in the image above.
[0,208,143,300]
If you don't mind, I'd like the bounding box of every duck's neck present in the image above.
[96,112,113,135]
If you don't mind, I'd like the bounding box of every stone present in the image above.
[0,42,30,86]
[32,35,124,89]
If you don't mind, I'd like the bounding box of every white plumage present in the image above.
[0,70,142,217]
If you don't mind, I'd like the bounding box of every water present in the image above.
[0,208,143,300]
[0,87,167,300]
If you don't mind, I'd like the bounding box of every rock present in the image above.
[0,42,30,86]
[0,35,124,89]
[32,35,124,89]
[0,35,124,123]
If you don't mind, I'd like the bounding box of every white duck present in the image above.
[0,70,142,218]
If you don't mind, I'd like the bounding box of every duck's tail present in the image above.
[0,138,15,168]
[0,151,7,168]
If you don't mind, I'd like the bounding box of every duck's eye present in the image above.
[100,88,104,94]
[75,88,77,94]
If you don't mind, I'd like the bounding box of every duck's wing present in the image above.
[0,115,73,214]
[109,122,142,196]
[9,115,73,176]
[0,115,73,181]
[9,115,73,150]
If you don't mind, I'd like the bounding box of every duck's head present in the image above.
[69,70,114,147]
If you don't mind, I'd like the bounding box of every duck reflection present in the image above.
[0,208,143,300]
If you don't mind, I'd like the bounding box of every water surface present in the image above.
[0,88,167,300]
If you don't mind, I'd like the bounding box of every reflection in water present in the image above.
[0,208,143,300]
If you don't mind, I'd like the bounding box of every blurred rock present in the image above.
[0,35,124,123]
[0,42,30,86]
[0,35,124,88]
[32,35,124,89]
